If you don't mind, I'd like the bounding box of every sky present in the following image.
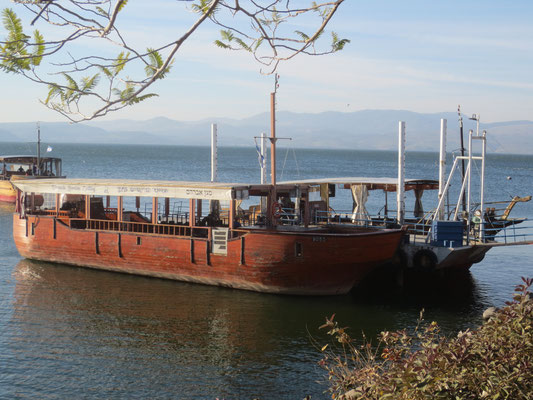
[0,0,532,124]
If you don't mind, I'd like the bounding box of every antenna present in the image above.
[469,113,480,136]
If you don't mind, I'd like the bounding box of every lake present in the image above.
[0,142,531,399]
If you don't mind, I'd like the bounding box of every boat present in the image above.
[280,119,531,273]
[1,155,64,203]
[1,124,64,203]
[279,176,528,272]
[11,178,403,295]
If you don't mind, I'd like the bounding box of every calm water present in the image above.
[0,142,532,399]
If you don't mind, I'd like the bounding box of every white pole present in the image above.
[466,129,473,234]
[260,132,267,184]
[480,130,487,241]
[438,119,447,220]
[397,121,406,225]
[211,123,217,183]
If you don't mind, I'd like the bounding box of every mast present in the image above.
[211,123,217,183]
[269,74,279,226]
[438,119,447,220]
[458,105,466,213]
[37,122,41,175]
[270,74,278,188]
[397,121,405,225]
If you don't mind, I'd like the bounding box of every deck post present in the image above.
[106,195,110,209]
[55,193,60,216]
[135,196,140,211]
[303,191,310,227]
[117,196,123,222]
[196,199,202,224]
[164,198,170,220]
[189,199,196,227]
[266,188,273,227]
[229,199,235,231]
[152,197,158,224]
[85,195,91,220]
[397,121,406,225]
[438,119,447,220]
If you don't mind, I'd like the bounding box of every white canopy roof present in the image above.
[12,178,261,201]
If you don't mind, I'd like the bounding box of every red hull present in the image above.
[13,214,403,295]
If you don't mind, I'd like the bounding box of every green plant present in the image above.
[319,277,532,400]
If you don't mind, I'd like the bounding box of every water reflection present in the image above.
[7,257,494,398]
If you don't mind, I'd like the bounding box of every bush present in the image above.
[318,278,532,400]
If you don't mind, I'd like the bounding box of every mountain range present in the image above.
[1,110,531,154]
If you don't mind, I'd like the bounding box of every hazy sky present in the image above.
[1,0,532,124]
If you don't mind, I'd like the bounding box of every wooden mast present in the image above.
[269,74,279,227]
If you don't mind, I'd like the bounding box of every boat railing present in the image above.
[37,209,72,217]
[68,217,211,238]
[481,218,532,244]
[314,209,398,229]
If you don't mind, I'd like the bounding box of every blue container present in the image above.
[431,220,463,247]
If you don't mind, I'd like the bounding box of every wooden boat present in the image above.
[11,178,404,295]
[0,155,64,203]
[279,119,531,273]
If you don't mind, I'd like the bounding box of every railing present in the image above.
[314,209,532,246]
[37,209,71,217]
[314,209,398,229]
[69,218,210,238]
[481,219,532,244]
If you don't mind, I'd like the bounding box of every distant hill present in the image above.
[1,110,531,154]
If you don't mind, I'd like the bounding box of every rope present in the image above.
[292,146,301,178]
[279,146,290,181]
[279,142,301,181]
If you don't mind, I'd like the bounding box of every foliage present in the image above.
[318,277,533,400]
[0,0,348,122]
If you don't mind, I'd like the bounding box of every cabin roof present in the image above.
[280,177,439,191]
[12,178,302,201]
[0,155,62,163]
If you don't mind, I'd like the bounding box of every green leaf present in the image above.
[254,37,264,51]
[44,84,63,105]
[99,66,113,78]
[220,29,234,42]
[295,30,310,41]
[31,29,45,66]
[331,32,350,51]
[235,38,251,52]
[117,0,129,13]
[95,7,108,17]
[2,9,24,41]
[81,73,100,92]
[113,51,130,75]
[214,40,229,49]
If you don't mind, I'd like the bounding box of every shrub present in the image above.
[318,277,532,400]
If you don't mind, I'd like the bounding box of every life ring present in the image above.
[413,249,438,271]
[272,202,283,219]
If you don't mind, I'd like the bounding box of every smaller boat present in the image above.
[1,155,64,203]
[279,117,531,273]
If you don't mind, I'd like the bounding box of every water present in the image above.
[0,142,532,399]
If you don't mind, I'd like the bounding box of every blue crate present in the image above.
[431,220,463,247]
